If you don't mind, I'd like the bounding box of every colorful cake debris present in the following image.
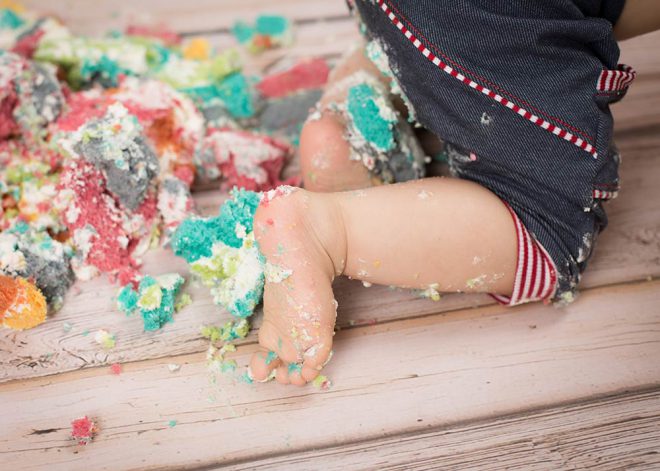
[0,223,74,310]
[0,51,64,142]
[200,318,250,343]
[232,15,293,54]
[67,101,160,210]
[116,273,186,331]
[94,329,116,349]
[197,129,295,190]
[172,189,264,318]
[0,6,317,332]
[343,75,425,184]
[0,150,64,231]
[70,416,97,445]
[0,274,47,330]
[365,39,417,122]
[0,5,71,57]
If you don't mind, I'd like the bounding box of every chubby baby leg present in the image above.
[249,177,517,386]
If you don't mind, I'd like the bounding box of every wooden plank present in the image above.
[228,388,660,470]
[1,280,659,470]
[19,0,350,36]
[1,112,659,384]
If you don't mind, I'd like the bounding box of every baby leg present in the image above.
[249,177,517,385]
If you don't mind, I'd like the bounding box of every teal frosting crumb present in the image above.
[171,188,260,262]
[172,189,265,319]
[0,9,25,29]
[232,21,254,44]
[117,284,139,315]
[117,274,185,331]
[347,83,396,152]
[215,188,261,248]
[170,216,220,263]
[79,55,132,87]
[232,15,290,44]
[255,15,289,36]
[214,73,258,119]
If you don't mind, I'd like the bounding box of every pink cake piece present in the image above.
[70,416,97,445]
[56,159,157,283]
[0,78,19,139]
[257,58,330,98]
[11,27,44,58]
[199,128,298,191]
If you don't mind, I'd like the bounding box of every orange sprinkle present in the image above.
[1,276,47,330]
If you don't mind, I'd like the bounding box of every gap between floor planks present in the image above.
[0,279,659,469]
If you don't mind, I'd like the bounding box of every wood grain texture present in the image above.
[1,280,659,469]
[228,388,660,470]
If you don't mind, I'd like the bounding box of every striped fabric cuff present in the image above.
[492,205,557,306]
[597,64,636,93]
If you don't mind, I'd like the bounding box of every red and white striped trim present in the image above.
[376,0,598,158]
[492,205,557,306]
[592,188,619,200]
[597,64,636,92]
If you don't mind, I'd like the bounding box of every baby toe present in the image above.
[249,348,280,382]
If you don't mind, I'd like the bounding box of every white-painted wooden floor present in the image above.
[1,1,659,469]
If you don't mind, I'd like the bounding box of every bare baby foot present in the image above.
[248,188,345,385]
